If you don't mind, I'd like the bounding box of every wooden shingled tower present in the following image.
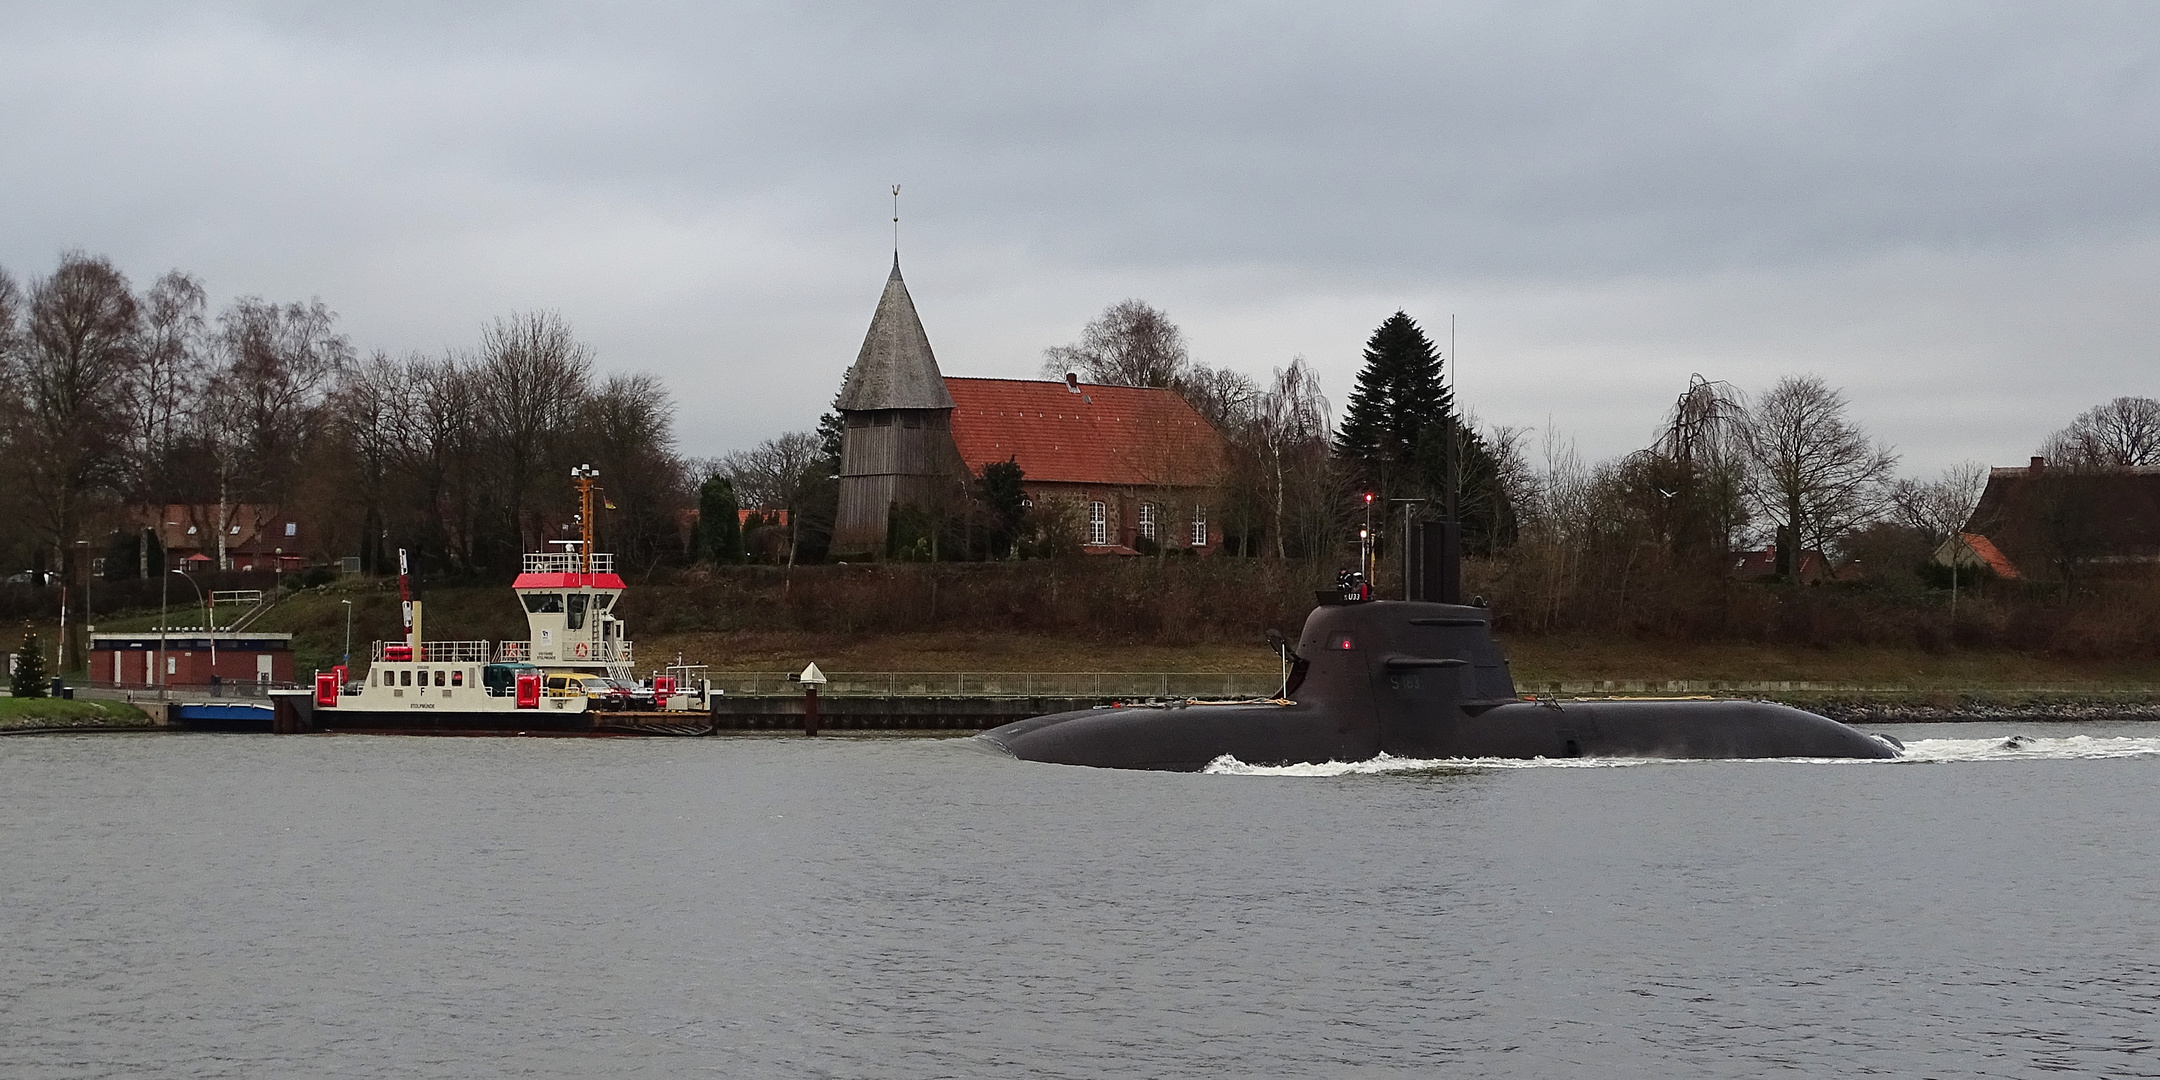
[832,257,962,557]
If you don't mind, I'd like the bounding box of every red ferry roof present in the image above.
[512,572,627,590]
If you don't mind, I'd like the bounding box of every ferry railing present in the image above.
[521,552,615,574]
[492,640,631,664]
[369,640,496,663]
[418,641,492,663]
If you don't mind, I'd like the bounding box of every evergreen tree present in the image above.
[978,457,1028,559]
[12,632,48,698]
[698,475,744,564]
[1335,311,1451,496]
[1335,311,1513,552]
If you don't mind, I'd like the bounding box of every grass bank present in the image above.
[0,696,149,731]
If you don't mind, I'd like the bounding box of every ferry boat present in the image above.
[287,469,711,735]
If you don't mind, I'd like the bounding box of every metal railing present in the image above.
[493,640,633,664]
[370,640,526,664]
[522,552,615,574]
[417,640,493,663]
[705,671,1284,699]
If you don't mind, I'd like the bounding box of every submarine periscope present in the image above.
[977,596,1900,770]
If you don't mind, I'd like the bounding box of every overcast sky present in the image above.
[3,3,2155,473]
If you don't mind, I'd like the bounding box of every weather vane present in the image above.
[892,184,901,259]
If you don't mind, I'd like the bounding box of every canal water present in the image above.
[2,724,2156,1078]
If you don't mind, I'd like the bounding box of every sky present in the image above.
[2,2,2156,475]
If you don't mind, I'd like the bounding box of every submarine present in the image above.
[978,595,1900,770]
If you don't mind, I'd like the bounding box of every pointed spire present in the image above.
[836,260,954,411]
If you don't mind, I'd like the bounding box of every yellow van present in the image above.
[544,671,627,710]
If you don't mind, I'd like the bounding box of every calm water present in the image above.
[3,724,2157,1079]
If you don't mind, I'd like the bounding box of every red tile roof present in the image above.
[1957,532,2021,579]
[944,377,1225,487]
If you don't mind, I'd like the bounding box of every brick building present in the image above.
[831,258,1228,557]
[945,376,1226,553]
[89,632,296,688]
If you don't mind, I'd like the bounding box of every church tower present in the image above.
[831,258,960,557]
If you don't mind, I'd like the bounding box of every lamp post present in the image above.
[341,599,353,668]
[171,569,212,692]
[1361,492,1375,586]
[158,524,176,698]
[73,539,91,678]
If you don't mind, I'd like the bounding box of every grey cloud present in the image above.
[0,2,2155,468]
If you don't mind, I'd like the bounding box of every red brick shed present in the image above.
[90,632,296,688]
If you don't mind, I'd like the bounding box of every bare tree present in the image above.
[1040,299,1190,387]
[723,431,823,567]
[2040,396,2160,467]
[196,296,351,567]
[1630,374,1752,562]
[578,372,683,573]
[129,271,209,519]
[1888,461,1989,547]
[6,254,143,664]
[1173,363,1259,430]
[1250,358,1332,558]
[1740,375,1898,567]
[475,311,592,561]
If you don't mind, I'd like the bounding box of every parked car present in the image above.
[605,678,656,710]
[481,662,543,698]
[544,671,628,710]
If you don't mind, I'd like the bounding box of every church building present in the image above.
[831,259,1227,558]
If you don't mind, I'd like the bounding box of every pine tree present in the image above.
[977,457,1028,559]
[1335,311,1451,496]
[1334,311,1515,553]
[699,475,744,564]
[12,632,48,698]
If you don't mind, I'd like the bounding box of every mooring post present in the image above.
[797,662,827,737]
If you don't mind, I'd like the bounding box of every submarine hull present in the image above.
[980,697,1894,771]
[979,600,1898,770]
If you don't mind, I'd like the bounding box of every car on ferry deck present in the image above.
[605,677,656,710]
[545,671,628,710]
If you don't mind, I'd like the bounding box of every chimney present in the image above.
[2030,456,2045,474]
[1065,371,1082,394]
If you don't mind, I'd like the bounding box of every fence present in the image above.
[707,671,1286,699]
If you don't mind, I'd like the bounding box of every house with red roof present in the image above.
[1933,532,2021,580]
[946,375,1226,554]
[1948,457,2160,580]
[132,504,313,574]
[831,258,1228,557]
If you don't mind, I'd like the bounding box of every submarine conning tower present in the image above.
[1291,599,1518,709]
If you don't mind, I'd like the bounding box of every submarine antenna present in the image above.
[1448,314,1459,526]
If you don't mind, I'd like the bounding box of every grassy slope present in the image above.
[71,581,2160,691]
[0,696,148,730]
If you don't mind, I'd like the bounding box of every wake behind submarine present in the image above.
[978,594,1899,770]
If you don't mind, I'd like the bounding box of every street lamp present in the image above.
[1361,492,1375,584]
[341,599,353,669]
[158,524,177,698]
[170,568,213,693]
[72,538,91,677]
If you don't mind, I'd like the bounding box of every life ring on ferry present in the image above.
[574,642,589,659]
